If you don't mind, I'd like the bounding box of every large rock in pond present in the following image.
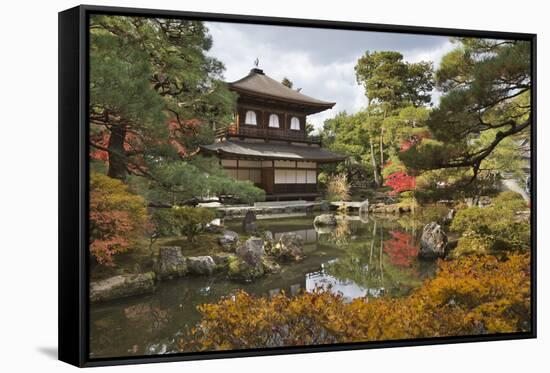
[242,211,257,234]
[228,255,264,282]
[419,222,448,259]
[236,237,265,267]
[262,257,281,274]
[313,213,337,226]
[90,272,156,303]
[155,246,187,280]
[272,232,304,261]
[186,256,216,275]
[218,230,239,250]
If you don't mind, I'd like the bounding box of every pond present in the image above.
[89,212,437,358]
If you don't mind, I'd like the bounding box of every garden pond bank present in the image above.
[90,211,441,358]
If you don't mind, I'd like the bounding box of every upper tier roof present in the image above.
[228,68,335,113]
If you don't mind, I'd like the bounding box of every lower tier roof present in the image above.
[200,139,345,163]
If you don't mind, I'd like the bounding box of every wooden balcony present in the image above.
[215,124,321,144]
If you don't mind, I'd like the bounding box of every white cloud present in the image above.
[206,22,452,130]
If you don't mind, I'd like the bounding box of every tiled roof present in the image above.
[228,68,335,110]
[200,139,345,163]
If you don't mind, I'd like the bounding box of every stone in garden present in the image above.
[155,246,187,280]
[262,230,275,251]
[314,224,336,235]
[263,230,274,243]
[319,201,331,212]
[205,218,223,233]
[228,256,264,282]
[272,232,304,261]
[211,252,234,266]
[236,237,265,267]
[313,213,337,226]
[441,209,456,225]
[218,230,239,250]
[261,257,281,274]
[90,272,156,303]
[242,211,257,234]
[186,256,217,275]
[419,222,448,259]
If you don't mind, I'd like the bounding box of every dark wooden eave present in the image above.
[200,139,346,163]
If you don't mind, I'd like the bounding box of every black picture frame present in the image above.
[58,4,537,367]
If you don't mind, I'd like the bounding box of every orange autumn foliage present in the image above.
[180,253,530,351]
[89,172,147,265]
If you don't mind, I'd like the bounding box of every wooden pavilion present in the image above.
[200,68,345,200]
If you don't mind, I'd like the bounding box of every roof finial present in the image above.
[251,58,264,75]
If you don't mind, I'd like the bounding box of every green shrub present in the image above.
[152,206,215,242]
[450,192,529,257]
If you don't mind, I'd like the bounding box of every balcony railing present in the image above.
[215,124,321,144]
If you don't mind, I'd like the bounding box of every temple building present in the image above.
[200,68,345,200]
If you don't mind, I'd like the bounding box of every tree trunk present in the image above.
[380,131,384,166]
[369,139,381,187]
[107,125,128,180]
[380,109,387,170]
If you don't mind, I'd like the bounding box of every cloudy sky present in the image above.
[205,22,454,131]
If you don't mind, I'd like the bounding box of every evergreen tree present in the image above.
[401,38,531,181]
[89,15,264,204]
[353,51,434,186]
[90,15,235,180]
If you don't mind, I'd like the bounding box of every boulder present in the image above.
[186,256,216,275]
[228,256,264,282]
[419,222,448,259]
[262,257,282,274]
[90,272,156,303]
[263,230,274,243]
[242,211,257,234]
[236,237,265,267]
[314,224,336,235]
[262,230,274,251]
[272,232,304,261]
[313,213,337,226]
[218,230,239,250]
[155,246,187,280]
[205,218,223,233]
[211,252,234,266]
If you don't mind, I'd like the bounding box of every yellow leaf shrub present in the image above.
[180,254,530,351]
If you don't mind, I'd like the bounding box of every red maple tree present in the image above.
[382,132,430,196]
[384,171,416,196]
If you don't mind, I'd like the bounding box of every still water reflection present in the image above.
[90,213,436,358]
